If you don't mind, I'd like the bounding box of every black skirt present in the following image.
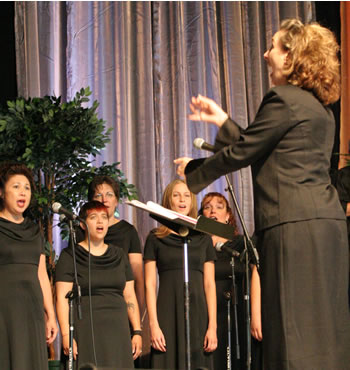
[258,218,350,370]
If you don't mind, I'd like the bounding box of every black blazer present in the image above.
[186,85,345,232]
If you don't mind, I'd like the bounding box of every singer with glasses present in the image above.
[55,200,142,369]
[175,19,350,369]
[144,179,217,369]
[0,162,58,369]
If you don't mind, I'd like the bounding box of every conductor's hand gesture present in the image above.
[189,95,228,127]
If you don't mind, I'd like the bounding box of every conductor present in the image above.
[175,19,350,370]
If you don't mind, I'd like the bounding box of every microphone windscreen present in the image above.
[52,202,62,213]
[193,137,205,150]
[59,214,66,222]
[215,241,224,252]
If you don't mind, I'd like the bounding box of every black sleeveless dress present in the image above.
[0,217,47,370]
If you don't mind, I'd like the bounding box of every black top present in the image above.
[105,220,142,253]
[55,243,133,294]
[0,217,44,265]
[214,235,246,281]
[55,243,135,368]
[0,217,47,369]
[185,85,350,369]
[144,230,216,271]
[186,85,345,231]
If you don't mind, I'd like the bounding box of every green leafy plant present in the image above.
[0,87,139,361]
[0,86,137,271]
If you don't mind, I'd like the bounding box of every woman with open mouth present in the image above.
[0,162,58,369]
[55,200,142,369]
[144,179,217,369]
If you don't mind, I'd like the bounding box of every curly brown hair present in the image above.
[199,192,239,236]
[279,18,340,105]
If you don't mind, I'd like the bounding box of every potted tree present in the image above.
[0,87,137,363]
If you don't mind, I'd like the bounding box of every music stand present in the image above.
[126,200,235,370]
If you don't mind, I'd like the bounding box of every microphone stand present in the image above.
[66,220,82,370]
[224,174,259,370]
[224,175,259,269]
[224,252,240,370]
[224,289,232,370]
[182,233,192,370]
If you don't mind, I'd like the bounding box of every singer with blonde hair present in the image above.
[144,179,217,369]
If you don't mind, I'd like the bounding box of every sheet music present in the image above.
[126,199,235,240]
[126,200,197,225]
[146,201,197,224]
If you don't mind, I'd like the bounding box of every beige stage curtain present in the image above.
[14,1,315,363]
[14,2,315,248]
[340,2,350,168]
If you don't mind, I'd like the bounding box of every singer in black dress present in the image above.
[0,162,57,370]
[55,201,142,369]
[200,192,250,370]
[144,180,217,369]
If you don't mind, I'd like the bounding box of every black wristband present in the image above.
[132,330,142,337]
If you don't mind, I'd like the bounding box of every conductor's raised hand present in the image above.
[173,157,192,179]
[189,94,228,127]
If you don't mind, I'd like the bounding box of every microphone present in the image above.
[215,241,240,257]
[52,202,83,222]
[193,138,217,153]
[58,213,80,227]
[59,214,67,222]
